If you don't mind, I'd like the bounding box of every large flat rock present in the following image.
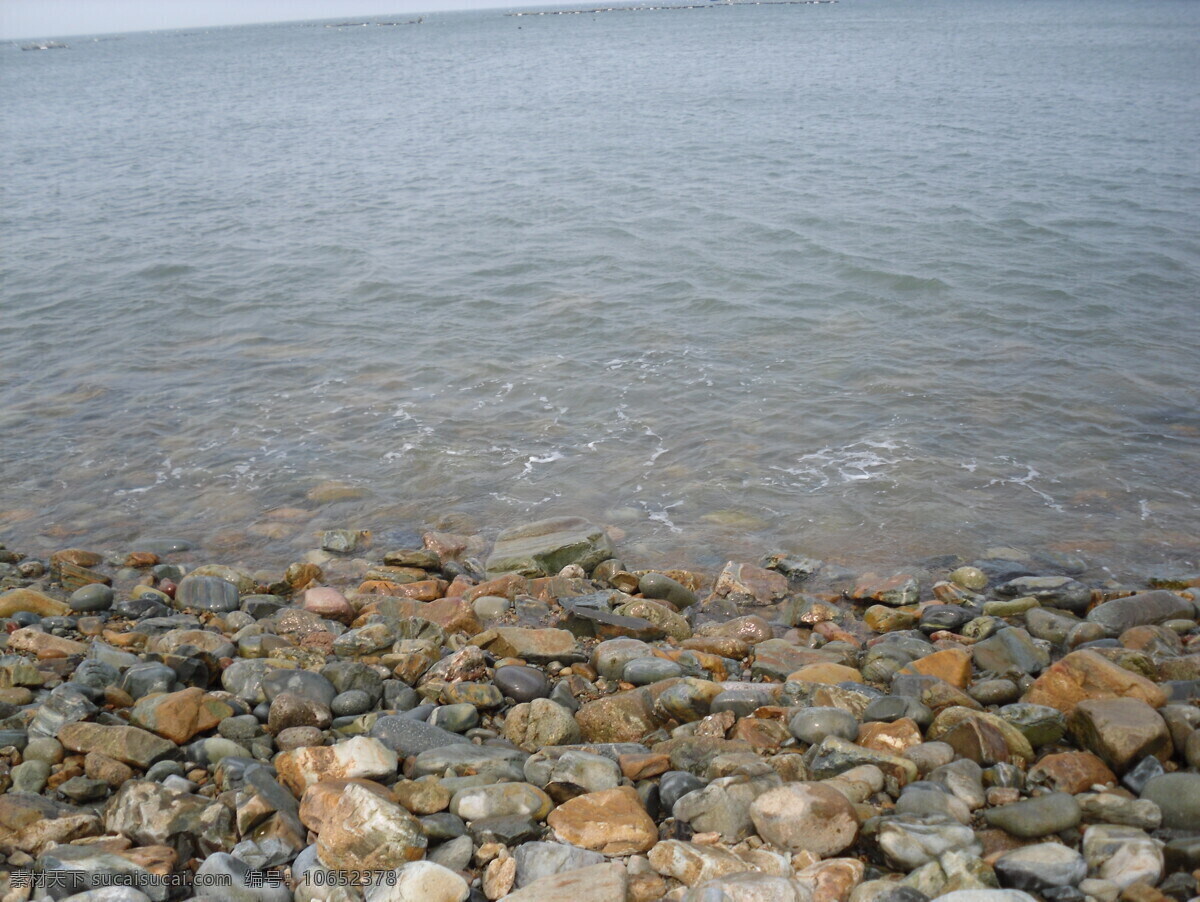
[486,518,614,577]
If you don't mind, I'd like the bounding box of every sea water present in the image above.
[2,0,1198,578]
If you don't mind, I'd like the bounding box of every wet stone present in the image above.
[994,843,1087,892]
[174,575,241,613]
[1140,772,1200,831]
[330,689,373,717]
[494,665,550,702]
[789,706,860,745]
[69,584,114,613]
[984,792,1081,837]
[623,656,683,685]
[428,703,479,733]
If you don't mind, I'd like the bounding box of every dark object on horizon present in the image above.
[21,41,69,51]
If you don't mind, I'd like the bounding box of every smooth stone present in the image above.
[331,690,373,717]
[660,771,706,813]
[512,840,606,887]
[994,843,1087,892]
[638,572,698,608]
[983,792,1081,837]
[69,584,114,613]
[789,707,860,745]
[996,576,1091,613]
[428,703,479,733]
[364,861,469,902]
[876,816,982,870]
[622,657,683,685]
[410,745,528,782]
[749,781,858,856]
[449,782,553,822]
[195,853,291,902]
[174,575,240,612]
[681,873,809,902]
[1140,772,1200,830]
[12,759,51,793]
[472,595,511,620]
[261,670,337,708]
[494,665,551,703]
[427,835,474,873]
[497,862,627,902]
[1081,824,1164,891]
[1086,590,1195,634]
[369,715,471,756]
[485,517,614,577]
[896,788,971,824]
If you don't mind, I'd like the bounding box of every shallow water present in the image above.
[2,0,1198,578]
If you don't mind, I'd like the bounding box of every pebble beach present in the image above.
[2,516,1199,902]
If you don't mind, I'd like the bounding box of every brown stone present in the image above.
[302,587,357,623]
[850,573,919,607]
[275,736,399,797]
[7,627,88,657]
[84,752,135,788]
[58,722,178,768]
[129,687,232,744]
[285,562,324,590]
[53,560,112,591]
[1,814,103,856]
[1067,697,1173,773]
[0,589,71,618]
[618,753,670,780]
[1023,649,1169,713]
[484,855,516,901]
[796,858,866,902]
[977,828,1033,865]
[576,690,659,744]
[116,845,177,877]
[940,718,1011,765]
[899,648,972,689]
[711,561,788,605]
[124,552,160,568]
[393,778,451,815]
[471,626,578,663]
[316,783,426,870]
[1027,751,1117,793]
[299,779,397,833]
[864,605,918,633]
[462,572,528,602]
[357,578,447,601]
[787,663,865,685]
[927,707,1033,763]
[682,636,751,659]
[50,548,103,568]
[731,717,792,751]
[546,786,658,856]
[857,719,923,755]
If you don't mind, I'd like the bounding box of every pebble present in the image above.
[994,842,1087,892]
[1140,771,1200,830]
[494,664,551,702]
[0,527,1195,902]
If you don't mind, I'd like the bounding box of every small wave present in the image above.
[986,458,1064,513]
[771,439,905,491]
[520,450,565,478]
[135,263,194,278]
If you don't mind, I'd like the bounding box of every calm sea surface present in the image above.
[2,0,1198,579]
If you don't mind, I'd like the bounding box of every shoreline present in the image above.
[1,516,1199,901]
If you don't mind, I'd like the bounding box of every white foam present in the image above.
[520,450,565,478]
[987,458,1064,512]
